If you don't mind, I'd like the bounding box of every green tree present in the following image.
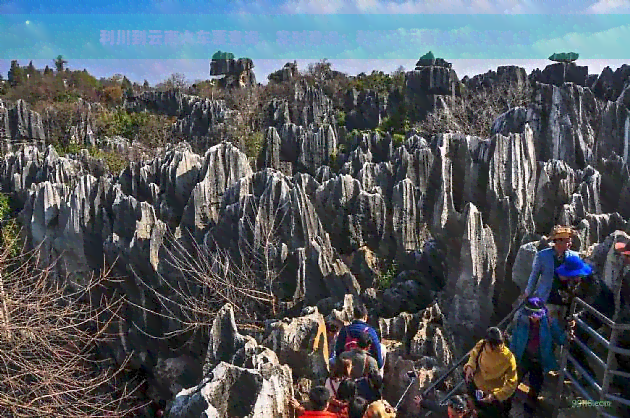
[143,79,150,89]
[121,76,133,95]
[306,58,331,82]
[54,55,68,72]
[26,60,36,76]
[8,60,25,87]
[121,76,132,90]
[43,65,53,76]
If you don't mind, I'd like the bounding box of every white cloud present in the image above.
[586,0,630,13]
[279,0,345,13]
[276,0,541,14]
[530,25,630,59]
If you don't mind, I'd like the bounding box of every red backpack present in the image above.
[344,327,371,352]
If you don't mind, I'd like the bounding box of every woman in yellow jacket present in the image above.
[462,327,518,418]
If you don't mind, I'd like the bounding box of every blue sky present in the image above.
[1,0,630,85]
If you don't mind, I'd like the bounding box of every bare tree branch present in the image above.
[0,243,147,417]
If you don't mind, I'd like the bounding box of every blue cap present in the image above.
[556,255,592,278]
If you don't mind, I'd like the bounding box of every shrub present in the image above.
[376,261,398,290]
[329,147,339,172]
[0,193,20,258]
[89,147,130,175]
[95,109,174,147]
[99,85,123,106]
[51,142,130,175]
[336,110,346,128]
[392,133,405,146]
[378,110,410,137]
[52,141,82,156]
[350,70,405,96]
[243,131,264,160]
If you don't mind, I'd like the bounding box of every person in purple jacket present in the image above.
[335,304,384,371]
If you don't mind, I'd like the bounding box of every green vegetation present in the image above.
[95,109,174,147]
[97,109,145,139]
[54,55,68,72]
[377,101,411,139]
[328,143,347,172]
[336,110,346,128]
[212,51,235,60]
[1,57,157,107]
[376,261,398,290]
[549,52,579,63]
[0,193,20,258]
[392,133,405,146]
[419,51,435,61]
[53,142,130,174]
[329,147,339,171]
[90,147,130,174]
[53,141,82,155]
[244,131,265,160]
[351,69,405,95]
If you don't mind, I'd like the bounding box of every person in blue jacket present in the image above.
[509,297,574,417]
[335,304,384,370]
[521,225,580,323]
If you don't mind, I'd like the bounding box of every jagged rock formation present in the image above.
[415,52,452,69]
[0,141,363,379]
[167,361,293,418]
[405,56,458,121]
[0,99,45,148]
[261,79,336,131]
[344,88,389,130]
[591,64,630,102]
[260,122,337,176]
[67,98,98,146]
[209,55,256,89]
[268,61,299,84]
[292,79,336,127]
[0,98,104,152]
[124,90,237,150]
[262,307,329,381]
[533,62,589,87]
[96,135,157,161]
[381,302,456,416]
[462,66,529,91]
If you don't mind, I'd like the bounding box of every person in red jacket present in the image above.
[327,379,356,418]
[290,386,341,417]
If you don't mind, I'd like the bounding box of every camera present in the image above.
[475,390,484,401]
[406,370,417,379]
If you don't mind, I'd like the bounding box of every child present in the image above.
[325,358,352,399]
